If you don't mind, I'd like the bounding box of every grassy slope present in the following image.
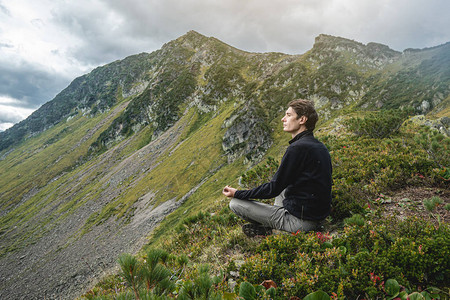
[0,97,132,255]
[84,103,234,230]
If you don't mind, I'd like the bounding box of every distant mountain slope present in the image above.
[0,52,154,152]
[1,32,449,153]
[0,31,448,299]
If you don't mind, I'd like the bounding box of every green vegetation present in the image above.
[362,44,450,112]
[81,209,449,299]
[344,109,411,139]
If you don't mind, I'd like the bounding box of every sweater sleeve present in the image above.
[234,145,306,200]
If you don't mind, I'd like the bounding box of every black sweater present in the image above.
[234,130,332,221]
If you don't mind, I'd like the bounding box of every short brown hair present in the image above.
[288,99,318,130]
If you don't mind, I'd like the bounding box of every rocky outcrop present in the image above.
[409,115,450,136]
[222,106,272,164]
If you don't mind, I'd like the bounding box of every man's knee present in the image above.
[229,198,240,214]
[229,198,251,218]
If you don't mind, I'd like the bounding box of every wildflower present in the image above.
[316,231,331,243]
[369,272,382,286]
[418,245,424,255]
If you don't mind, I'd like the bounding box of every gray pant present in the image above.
[229,190,320,233]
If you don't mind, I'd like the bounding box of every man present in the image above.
[222,99,332,237]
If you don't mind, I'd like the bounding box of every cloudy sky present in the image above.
[1,0,449,131]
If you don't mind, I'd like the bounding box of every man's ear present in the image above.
[298,115,308,124]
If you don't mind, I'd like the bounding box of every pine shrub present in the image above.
[345,109,410,139]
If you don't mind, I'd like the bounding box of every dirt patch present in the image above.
[379,186,450,224]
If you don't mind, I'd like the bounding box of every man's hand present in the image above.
[222,185,237,198]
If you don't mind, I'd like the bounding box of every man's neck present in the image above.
[289,129,313,144]
[291,126,308,138]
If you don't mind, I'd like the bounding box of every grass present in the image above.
[83,196,449,299]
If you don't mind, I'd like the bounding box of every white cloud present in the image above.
[0,96,35,131]
[0,122,14,131]
[0,96,21,105]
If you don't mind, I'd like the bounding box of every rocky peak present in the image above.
[311,34,401,69]
[364,42,400,60]
[162,30,219,55]
[313,34,365,51]
[314,34,399,56]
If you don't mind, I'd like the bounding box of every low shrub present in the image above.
[324,131,446,220]
[344,109,411,139]
[414,127,450,170]
[239,216,449,299]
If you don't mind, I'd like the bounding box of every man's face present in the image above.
[281,107,305,136]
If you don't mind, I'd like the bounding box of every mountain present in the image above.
[0,31,448,299]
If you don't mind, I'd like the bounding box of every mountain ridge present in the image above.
[2,31,449,153]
